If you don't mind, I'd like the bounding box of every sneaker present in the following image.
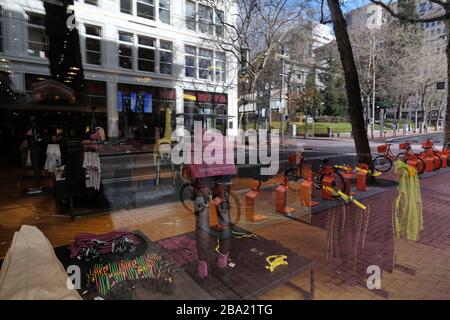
[197,260,208,279]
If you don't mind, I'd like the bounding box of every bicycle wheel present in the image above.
[319,172,346,195]
[179,182,197,212]
[284,167,304,191]
[396,152,407,162]
[416,158,426,174]
[373,155,393,172]
[224,190,241,226]
[433,154,442,170]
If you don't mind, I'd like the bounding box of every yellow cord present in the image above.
[265,255,288,272]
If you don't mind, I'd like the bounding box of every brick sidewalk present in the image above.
[0,167,449,299]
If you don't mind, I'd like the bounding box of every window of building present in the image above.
[186,1,223,36]
[85,25,102,65]
[159,0,170,24]
[159,40,172,74]
[186,1,196,30]
[437,27,441,34]
[85,0,98,6]
[120,0,132,14]
[431,21,435,27]
[184,46,226,81]
[431,29,435,36]
[198,4,213,34]
[199,48,213,80]
[118,31,133,69]
[137,0,155,20]
[428,2,432,10]
[425,22,429,28]
[27,12,47,58]
[121,0,170,23]
[185,45,196,78]
[215,10,224,37]
[215,52,226,82]
[137,35,155,72]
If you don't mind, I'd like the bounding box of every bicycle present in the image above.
[396,141,425,174]
[179,169,241,226]
[284,151,346,195]
[372,143,397,172]
[418,139,442,170]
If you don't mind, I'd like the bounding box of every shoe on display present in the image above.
[197,260,208,279]
[26,187,42,195]
[217,252,229,269]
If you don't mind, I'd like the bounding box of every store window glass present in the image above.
[159,40,172,75]
[198,4,213,34]
[85,25,101,65]
[185,45,196,78]
[137,0,155,20]
[120,0,132,14]
[137,36,155,72]
[85,0,98,6]
[118,31,133,69]
[159,0,170,24]
[198,48,213,80]
[186,1,196,30]
[27,12,47,58]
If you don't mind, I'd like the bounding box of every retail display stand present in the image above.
[245,184,267,222]
[275,183,295,214]
[300,171,319,207]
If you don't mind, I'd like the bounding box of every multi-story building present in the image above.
[0,0,239,141]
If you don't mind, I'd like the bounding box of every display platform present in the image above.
[158,226,315,300]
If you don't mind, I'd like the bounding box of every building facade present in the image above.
[0,0,239,140]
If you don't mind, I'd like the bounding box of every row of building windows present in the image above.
[13,10,227,81]
[78,0,224,36]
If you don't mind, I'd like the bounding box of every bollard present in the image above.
[245,188,267,222]
[440,152,448,169]
[275,184,295,214]
[322,175,335,201]
[356,163,369,192]
[342,172,353,196]
[300,179,319,207]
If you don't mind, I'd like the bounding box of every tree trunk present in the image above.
[445,17,450,146]
[396,95,403,120]
[327,0,372,165]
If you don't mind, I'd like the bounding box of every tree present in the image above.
[321,0,373,165]
[318,55,347,117]
[369,0,450,146]
[205,0,309,130]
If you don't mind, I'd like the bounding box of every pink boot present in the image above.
[197,260,208,279]
[217,252,229,269]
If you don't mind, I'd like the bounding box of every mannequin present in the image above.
[27,116,43,193]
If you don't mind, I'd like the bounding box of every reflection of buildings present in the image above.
[0,0,238,141]
[343,2,447,124]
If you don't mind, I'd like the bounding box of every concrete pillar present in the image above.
[106,81,119,139]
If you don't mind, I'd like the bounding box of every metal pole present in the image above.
[371,44,376,140]
[280,46,286,144]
